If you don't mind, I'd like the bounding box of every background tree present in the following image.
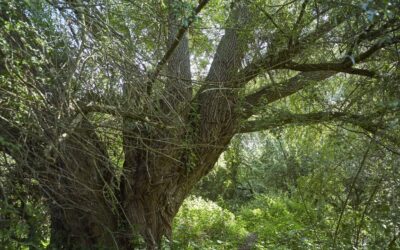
[0,0,399,248]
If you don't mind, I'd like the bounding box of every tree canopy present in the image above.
[0,0,399,249]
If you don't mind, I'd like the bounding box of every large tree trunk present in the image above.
[1,1,249,249]
[44,120,119,249]
[118,121,195,248]
[46,151,210,249]
[43,118,205,249]
[44,110,237,249]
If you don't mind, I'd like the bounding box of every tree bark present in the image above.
[44,120,119,249]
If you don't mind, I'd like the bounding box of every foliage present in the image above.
[1,0,400,248]
[195,121,400,249]
[0,154,49,249]
[171,196,247,249]
[239,194,327,249]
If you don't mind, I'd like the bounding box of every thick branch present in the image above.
[237,17,399,86]
[239,111,381,133]
[237,15,347,85]
[187,2,253,187]
[243,71,336,112]
[160,0,207,114]
[282,63,377,77]
[202,3,250,87]
[242,36,400,117]
[148,0,210,85]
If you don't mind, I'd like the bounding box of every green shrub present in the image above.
[171,196,248,249]
[238,194,331,249]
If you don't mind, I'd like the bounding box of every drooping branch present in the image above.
[0,118,23,157]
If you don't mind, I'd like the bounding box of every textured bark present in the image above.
[119,141,182,248]
[44,120,118,249]
[112,3,252,248]
[161,0,192,116]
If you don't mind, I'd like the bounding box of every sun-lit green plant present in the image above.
[171,196,247,249]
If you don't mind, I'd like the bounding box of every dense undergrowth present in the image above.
[168,192,397,250]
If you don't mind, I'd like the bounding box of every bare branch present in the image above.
[80,103,166,129]
[0,118,22,156]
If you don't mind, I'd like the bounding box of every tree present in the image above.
[0,0,399,248]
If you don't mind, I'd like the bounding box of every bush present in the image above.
[238,194,331,249]
[171,196,248,249]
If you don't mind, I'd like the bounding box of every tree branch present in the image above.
[236,15,347,85]
[160,0,206,114]
[148,0,210,89]
[242,35,400,117]
[202,2,251,87]
[236,16,399,86]
[282,63,377,77]
[0,118,22,156]
[79,103,166,129]
[243,71,336,114]
[239,111,382,134]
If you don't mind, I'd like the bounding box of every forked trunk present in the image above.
[46,125,192,249]
[47,192,179,250]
